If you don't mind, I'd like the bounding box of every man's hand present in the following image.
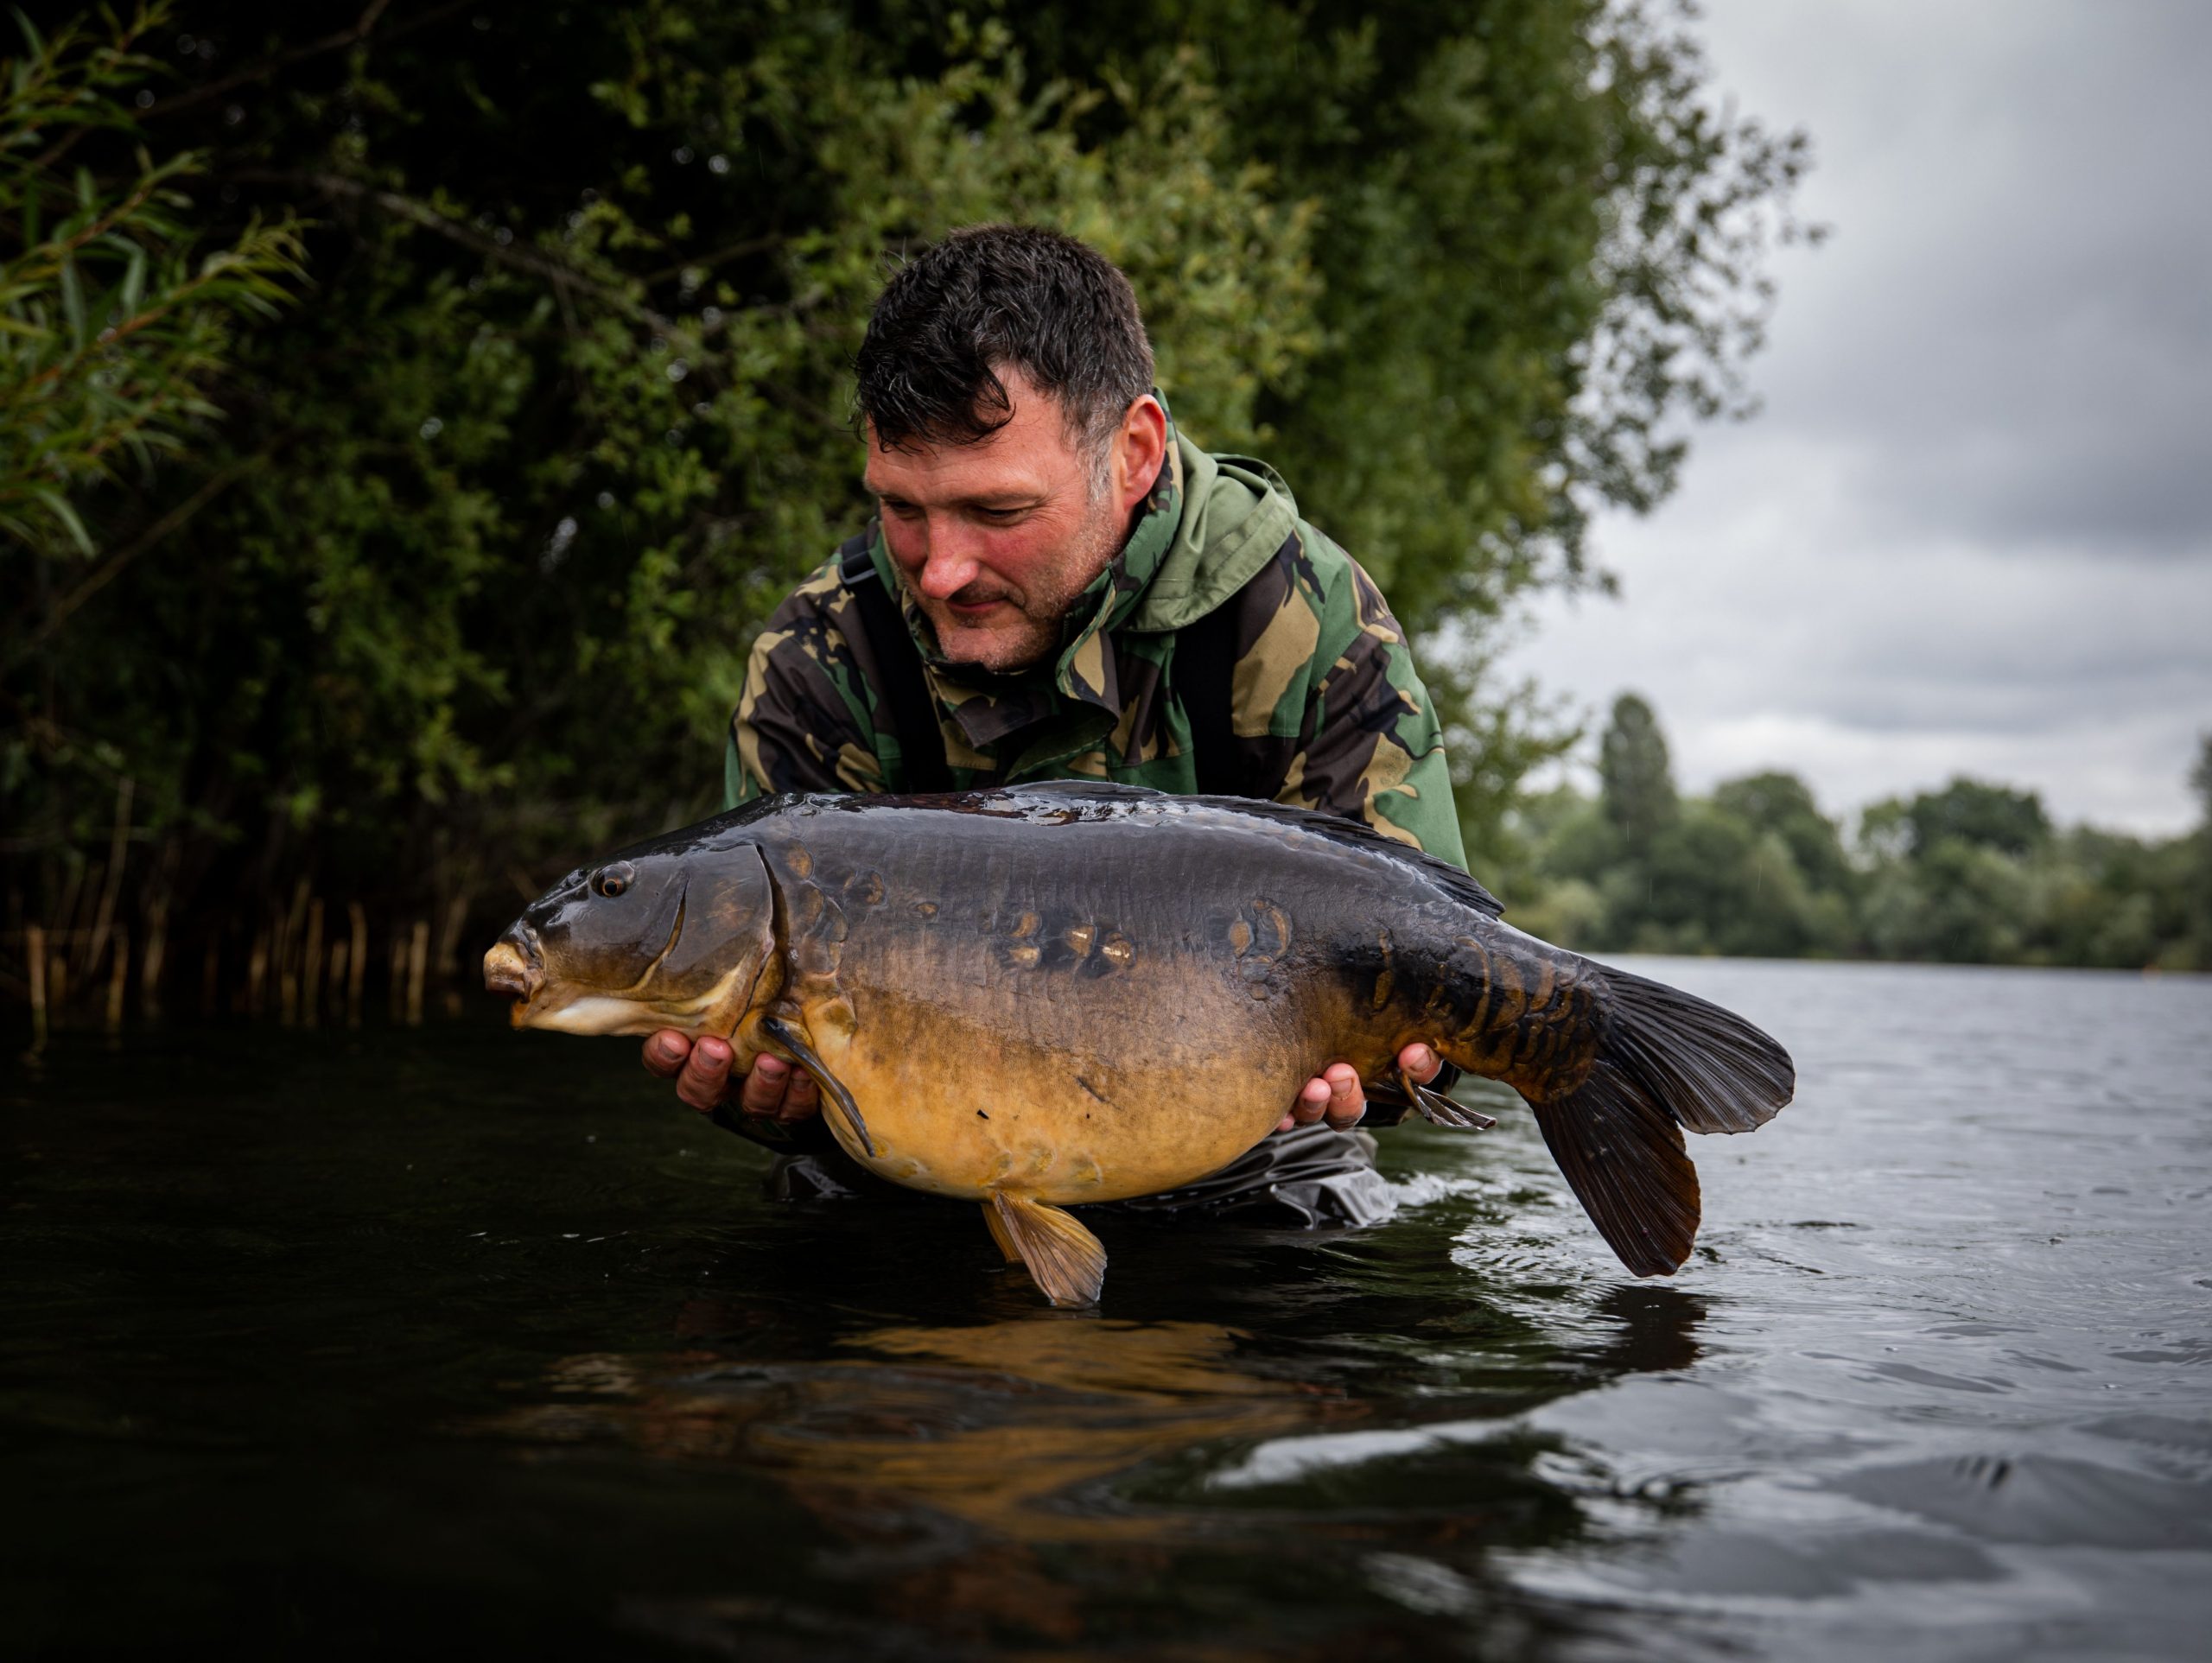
[1277,1043,1442,1134]
[643,1030,820,1122]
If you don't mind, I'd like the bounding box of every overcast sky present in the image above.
[1498,0,2212,835]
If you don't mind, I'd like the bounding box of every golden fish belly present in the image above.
[792,981,1327,1205]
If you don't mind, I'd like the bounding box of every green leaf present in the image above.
[31,486,95,555]
[10,6,46,60]
[56,253,84,346]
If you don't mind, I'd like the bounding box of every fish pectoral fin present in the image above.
[1400,1064,1497,1131]
[989,1192,1107,1308]
[760,1014,876,1158]
[980,1201,1022,1264]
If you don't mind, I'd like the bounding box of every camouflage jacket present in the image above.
[725,418,1468,867]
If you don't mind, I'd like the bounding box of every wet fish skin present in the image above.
[486,783,1796,1304]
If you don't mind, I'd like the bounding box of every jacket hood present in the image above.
[1127,434,1301,633]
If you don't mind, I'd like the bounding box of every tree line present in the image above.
[1495,695,2212,971]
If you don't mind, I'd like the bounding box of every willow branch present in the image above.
[17,454,264,657]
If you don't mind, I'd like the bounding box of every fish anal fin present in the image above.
[990,1192,1107,1308]
[981,1200,1022,1264]
[760,1014,875,1158]
[1529,1059,1700,1277]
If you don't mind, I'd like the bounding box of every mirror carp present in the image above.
[484,783,1795,1306]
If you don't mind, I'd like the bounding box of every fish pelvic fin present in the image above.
[981,1200,1023,1264]
[989,1192,1107,1308]
[1521,963,1794,1276]
[760,1015,875,1158]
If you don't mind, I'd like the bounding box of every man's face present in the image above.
[865,370,1139,674]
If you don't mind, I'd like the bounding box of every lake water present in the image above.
[4,958,2209,1659]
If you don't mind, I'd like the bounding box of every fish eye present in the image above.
[592,862,635,898]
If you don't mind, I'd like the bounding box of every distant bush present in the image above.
[1495,699,2211,971]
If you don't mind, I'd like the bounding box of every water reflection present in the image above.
[487,1316,1339,1542]
[467,1273,1721,1653]
[1586,1285,1706,1375]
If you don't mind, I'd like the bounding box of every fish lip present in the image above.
[482,930,542,1011]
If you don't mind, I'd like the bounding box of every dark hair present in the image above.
[855,225,1155,457]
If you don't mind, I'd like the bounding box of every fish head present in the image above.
[485,833,779,1038]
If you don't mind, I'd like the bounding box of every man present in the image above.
[645,225,1461,1223]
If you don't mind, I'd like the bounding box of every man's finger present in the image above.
[643,1029,691,1079]
[1323,1062,1364,1129]
[1290,1076,1332,1126]
[1400,1041,1441,1086]
[778,1066,821,1123]
[739,1052,795,1118]
[676,1037,734,1113]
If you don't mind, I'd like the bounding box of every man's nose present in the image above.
[914,524,984,600]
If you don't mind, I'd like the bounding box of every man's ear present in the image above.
[1113,395,1169,516]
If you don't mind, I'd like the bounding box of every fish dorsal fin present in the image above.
[999,781,1505,919]
[988,1193,1108,1307]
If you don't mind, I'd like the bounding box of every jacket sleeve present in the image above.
[1226,529,1469,868]
[724,560,888,809]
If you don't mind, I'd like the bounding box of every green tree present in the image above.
[1599,691,1678,847]
[1905,778,2051,859]
[2190,733,2212,958]
[1713,770,1852,896]
[1865,838,2033,965]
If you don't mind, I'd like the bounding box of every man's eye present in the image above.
[977,507,1026,522]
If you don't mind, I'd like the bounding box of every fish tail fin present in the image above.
[989,1192,1107,1308]
[1529,1064,1702,1276]
[1528,967,1794,1277]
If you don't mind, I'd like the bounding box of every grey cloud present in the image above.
[1711,0,2212,558]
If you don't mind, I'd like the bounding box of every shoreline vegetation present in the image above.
[7,5,2202,1039]
[1493,695,2212,976]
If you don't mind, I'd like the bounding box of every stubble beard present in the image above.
[915,489,1126,675]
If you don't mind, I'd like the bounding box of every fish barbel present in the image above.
[484,784,1795,1305]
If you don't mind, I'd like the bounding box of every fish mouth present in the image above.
[483,930,543,1024]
